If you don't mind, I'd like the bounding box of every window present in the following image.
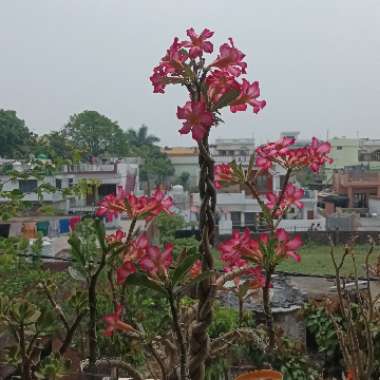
[337,146,343,150]
[244,212,256,226]
[55,179,62,189]
[230,212,241,227]
[256,174,271,192]
[19,180,38,193]
[68,178,74,188]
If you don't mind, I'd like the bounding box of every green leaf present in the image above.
[171,251,199,286]
[94,218,107,252]
[213,88,240,110]
[174,270,214,297]
[125,272,168,297]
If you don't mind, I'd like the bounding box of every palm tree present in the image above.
[126,125,160,147]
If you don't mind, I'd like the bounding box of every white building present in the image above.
[0,159,140,213]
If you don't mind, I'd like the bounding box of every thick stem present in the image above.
[189,136,216,380]
[59,310,87,355]
[262,269,275,348]
[88,249,107,371]
[169,290,189,380]
[19,324,32,380]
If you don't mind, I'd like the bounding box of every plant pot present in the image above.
[234,369,283,380]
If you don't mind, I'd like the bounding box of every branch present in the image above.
[40,282,70,332]
[59,309,87,355]
[209,328,263,359]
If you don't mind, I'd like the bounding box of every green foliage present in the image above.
[69,218,101,280]
[175,171,191,189]
[208,304,239,339]
[0,109,34,158]
[155,212,186,243]
[35,354,70,380]
[304,303,339,357]
[63,110,129,157]
[139,145,174,188]
[126,124,160,148]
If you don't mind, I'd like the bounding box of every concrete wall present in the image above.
[369,198,380,215]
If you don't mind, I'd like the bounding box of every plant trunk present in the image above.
[238,297,244,327]
[263,269,274,348]
[189,136,216,380]
[169,291,189,380]
[20,325,32,380]
[88,276,98,375]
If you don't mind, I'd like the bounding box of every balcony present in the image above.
[64,163,117,174]
[338,172,380,187]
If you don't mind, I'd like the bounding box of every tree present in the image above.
[139,145,174,192]
[63,110,129,158]
[36,131,79,160]
[126,124,160,149]
[0,109,34,158]
[177,171,191,190]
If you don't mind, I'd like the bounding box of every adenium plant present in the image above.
[94,27,332,380]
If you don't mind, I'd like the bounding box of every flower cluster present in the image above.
[214,163,241,189]
[103,304,137,336]
[256,137,332,172]
[151,28,266,142]
[218,228,303,269]
[96,187,173,222]
[116,234,173,284]
[266,183,305,217]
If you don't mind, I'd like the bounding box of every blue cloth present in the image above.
[59,218,70,234]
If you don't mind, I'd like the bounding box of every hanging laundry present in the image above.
[21,222,37,239]
[59,219,70,234]
[9,222,22,237]
[36,221,49,237]
[69,215,81,231]
[0,224,10,238]
[48,219,59,237]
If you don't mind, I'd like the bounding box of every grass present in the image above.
[278,242,380,277]
[212,242,380,277]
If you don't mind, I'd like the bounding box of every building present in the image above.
[332,167,380,209]
[359,138,380,170]
[211,138,255,166]
[161,147,199,188]
[0,159,140,214]
[325,137,360,176]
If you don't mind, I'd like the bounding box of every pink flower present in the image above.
[190,259,202,278]
[183,27,214,59]
[103,304,136,336]
[230,79,267,114]
[306,137,333,172]
[255,137,332,173]
[177,100,214,141]
[106,229,126,244]
[275,228,303,262]
[214,163,237,189]
[266,183,304,216]
[140,243,174,278]
[150,37,188,93]
[210,38,247,77]
[255,136,296,171]
[206,70,240,104]
[96,188,173,222]
[116,261,136,284]
[96,189,128,221]
[218,229,252,269]
[129,233,149,261]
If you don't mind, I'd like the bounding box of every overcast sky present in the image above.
[1,1,379,146]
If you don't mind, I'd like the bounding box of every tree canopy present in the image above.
[63,110,129,158]
[0,109,34,158]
